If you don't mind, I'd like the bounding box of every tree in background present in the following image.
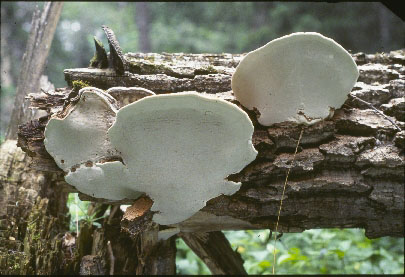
[135,2,151,53]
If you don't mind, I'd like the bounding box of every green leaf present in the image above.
[289,247,301,254]
[258,260,271,268]
[329,249,345,259]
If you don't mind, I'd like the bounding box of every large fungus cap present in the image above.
[232,32,359,126]
[65,92,257,225]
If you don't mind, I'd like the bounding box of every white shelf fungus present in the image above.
[45,91,257,225]
[105,86,155,108]
[232,32,359,126]
[44,87,120,171]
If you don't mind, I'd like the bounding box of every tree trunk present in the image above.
[135,2,152,53]
[0,4,13,88]
[5,2,63,140]
[1,23,404,274]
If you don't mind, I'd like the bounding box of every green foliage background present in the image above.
[68,193,404,275]
[2,3,404,274]
[177,229,404,275]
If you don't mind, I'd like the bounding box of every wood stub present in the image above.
[121,196,154,238]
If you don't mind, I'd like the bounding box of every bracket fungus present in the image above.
[44,90,257,225]
[44,87,120,171]
[105,86,155,108]
[232,32,359,126]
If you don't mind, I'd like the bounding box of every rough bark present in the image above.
[0,3,68,274]
[6,2,63,140]
[17,50,404,240]
[0,139,71,274]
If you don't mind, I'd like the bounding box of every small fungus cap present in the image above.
[44,87,119,171]
[232,32,359,126]
[105,87,155,108]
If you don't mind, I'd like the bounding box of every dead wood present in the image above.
[16,50,405,239]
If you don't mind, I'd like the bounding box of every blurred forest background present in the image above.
[1,2,404,140]
[1,2,404,274]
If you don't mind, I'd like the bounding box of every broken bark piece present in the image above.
[353,50,405,65]
[80,255,106,275]
[389,79,404,98]
[349,82,391,108]
[358,63,400,84]
[319,135,376,164]
[102,25,125,75]
[393,130,405,149]
[356,144,404,168]
[89,36,109,69]
[273,148,324,174]
[267,120,336,151]
[335,109,399,136]
[380,98,405,122]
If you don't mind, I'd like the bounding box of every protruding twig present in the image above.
[40,88,53,96]
[350,95,402,131]
[107,240,115,275]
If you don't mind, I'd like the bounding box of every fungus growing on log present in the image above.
[44,87,120,171]
[44,91,257,225]
[105,87,155,108]
[232,32,359,126]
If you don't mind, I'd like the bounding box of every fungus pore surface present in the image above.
[45,91,257,225]
[231,32,359,126]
